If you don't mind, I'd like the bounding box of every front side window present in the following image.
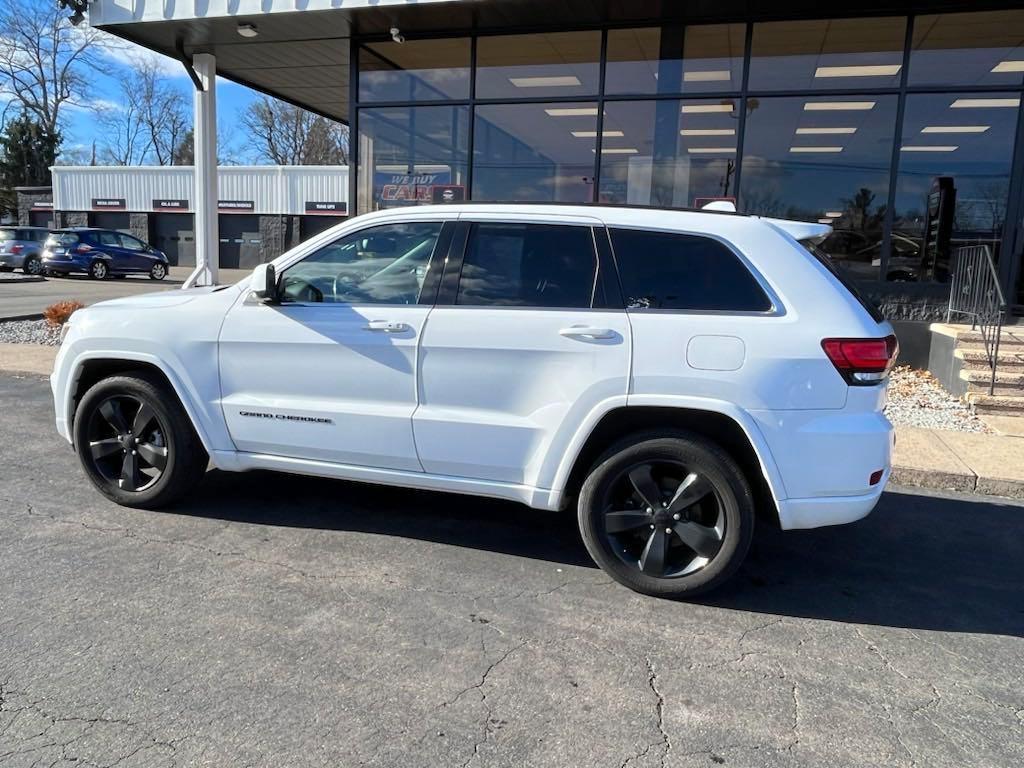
[118,234,146,251]
[281,222,444,304]
[609,228,772,311]
[97,232,120,247]
[456,223,597,308]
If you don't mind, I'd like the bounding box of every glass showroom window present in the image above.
[472,102,598,203]
[891,92,1020,282]
[749,17,906,92]
[909,11,1024,88]
[357,105,470,213]
[358,38,471,101]
[598,99,741,208]
[605,24,745,95]
[739,95,898,280]
[475,31,600,100]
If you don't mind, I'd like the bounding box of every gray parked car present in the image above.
[0,226,50,275]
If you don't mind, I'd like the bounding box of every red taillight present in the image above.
[10,244,23,254]
[821,335,899,385]
[869,469,884,485]
[74,243,92,253]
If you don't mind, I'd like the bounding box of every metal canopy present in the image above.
[89,0,1023,125]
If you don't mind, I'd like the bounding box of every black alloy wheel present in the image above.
[73,373,208,508]
[578,432,754,598]
[602,461,725,579]
[85,394,169,493]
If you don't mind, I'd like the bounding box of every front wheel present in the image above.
[149,262,167,280]
[89,260,108,280]
[72,372,208,508]
[578,432,754,599]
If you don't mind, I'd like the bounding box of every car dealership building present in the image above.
[73,0,1024,312]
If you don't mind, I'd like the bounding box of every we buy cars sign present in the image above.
[377,171,451,204]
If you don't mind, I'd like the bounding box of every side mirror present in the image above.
[250,262,279,302]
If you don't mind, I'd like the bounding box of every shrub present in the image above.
[43,300,86,327]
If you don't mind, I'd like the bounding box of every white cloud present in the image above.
[95,30,186,79]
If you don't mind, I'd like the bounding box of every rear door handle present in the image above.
[363,320,409,333]
[559,326,616,340]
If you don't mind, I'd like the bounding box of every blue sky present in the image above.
[60,34,263,164]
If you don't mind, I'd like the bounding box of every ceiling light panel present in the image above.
[571,130,624,138]
[814,64,901,78]
[921,126,989,134]
[991,61,1024,73]
[789,146,844,153]
[950,98,1020,108]
[509,76,581,88]
[804,101,876,111]
[681,103,735,114]
[795,127,857,135]
[544,107,600,117]
[683,70,731,82]
[900,145,958,152]
[680,128,735,136]
[687,147,735,153]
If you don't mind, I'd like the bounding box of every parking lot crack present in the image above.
[644,656,671,768]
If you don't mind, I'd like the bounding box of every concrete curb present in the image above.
[0,275,46,284]
[0,313,46,322]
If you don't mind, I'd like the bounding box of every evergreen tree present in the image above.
[0,113,61,217]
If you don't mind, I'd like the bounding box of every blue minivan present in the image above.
[42,228,170,280]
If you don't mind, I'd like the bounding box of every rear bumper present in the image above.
[0,253,26,268]
[776,472,887,529]
[42,256,86,272]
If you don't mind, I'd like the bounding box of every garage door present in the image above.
[218,215,261,269]
[89,212,131,232]
[29,211,54,229]
[299,215,344,242]
[151,213,195,267]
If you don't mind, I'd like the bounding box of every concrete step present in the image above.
[955,348,1024,369]
[960,369,1024,396]
[955,330,1024,349]
[966,393,1024,417]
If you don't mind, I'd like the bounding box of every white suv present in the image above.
[51,204,896,597]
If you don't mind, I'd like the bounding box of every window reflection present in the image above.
[359,39,471,101]
[357,106,469,213]
[605,24,745,95]
[909,11,1024,88]
[598,99,740,208]
[472,103,597,202]
[891,92,1019,282]
[749,18,906,91]
[739,95,898,279]
[476,32,600,99]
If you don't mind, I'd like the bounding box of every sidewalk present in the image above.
[2,341,1024,500]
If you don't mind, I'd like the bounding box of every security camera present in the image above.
[390,27,405,44]
[58,0,89,26]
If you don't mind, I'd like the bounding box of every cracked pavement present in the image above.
[1,372,1023,767]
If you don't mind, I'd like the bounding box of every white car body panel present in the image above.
[51,203,895,530]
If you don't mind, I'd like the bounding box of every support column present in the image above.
[184,53,219,288]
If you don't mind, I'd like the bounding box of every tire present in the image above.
[22,255,42,275]
[577,430,754,599]
[89,260,109,280]
[149,263,167,280]
[72,372,208,509]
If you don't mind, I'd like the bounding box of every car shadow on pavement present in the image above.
[180,472,1024,636]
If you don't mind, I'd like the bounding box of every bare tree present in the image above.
[0,0,108,140]
[242,96,348,165]
[116,57,190,165]
[98,99,147,165]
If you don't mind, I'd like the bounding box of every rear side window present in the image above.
[609,228,772,312]
[0,229,13,241]
[46,233,79,247]
[456,223,597,308]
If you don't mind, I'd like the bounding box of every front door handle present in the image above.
[363,320,409,333]
[559,325,616,340]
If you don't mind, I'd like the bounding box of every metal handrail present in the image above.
[946,245,1007,396]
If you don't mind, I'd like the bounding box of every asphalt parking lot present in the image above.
[1,372,1022,768]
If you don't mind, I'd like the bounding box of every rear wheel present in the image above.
[149,263,167,280]
[73,373,208,508]
[89,260,108,280]
[22,255,42,275]
[578,431,754,599]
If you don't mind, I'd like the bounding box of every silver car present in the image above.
[0,226,50,275]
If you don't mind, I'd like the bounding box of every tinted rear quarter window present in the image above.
[609,228,772,312]
[801,240,884,324]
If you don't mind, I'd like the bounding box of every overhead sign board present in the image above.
[304,201,347,214]
[153,199,190,211]
[218,200,255,212]
[92,198,126,210]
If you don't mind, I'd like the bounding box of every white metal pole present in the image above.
[183,53,219,288]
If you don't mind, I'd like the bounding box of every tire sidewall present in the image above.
[578,434,754,599]
[73,376,186,507]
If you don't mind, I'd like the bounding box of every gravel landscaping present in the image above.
[0,318,62,346]
[885,365,991,433]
